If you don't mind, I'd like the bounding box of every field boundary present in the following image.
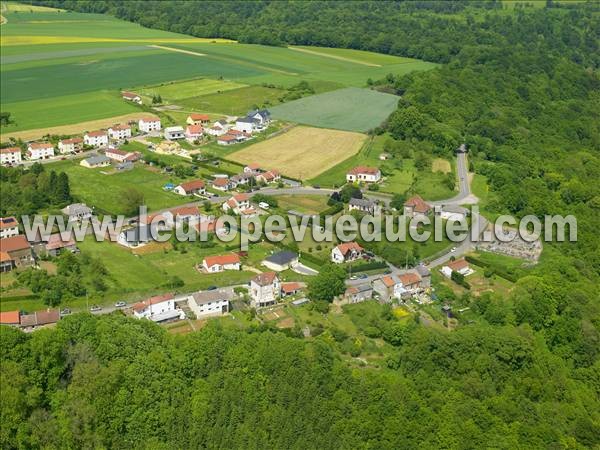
[149,44,206,57]
[288,46,381,67]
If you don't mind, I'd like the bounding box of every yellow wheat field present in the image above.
[228,126,367,180]
[0,35,235,46]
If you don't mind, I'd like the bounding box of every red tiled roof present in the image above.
[203,253,240,268]
[399,272,421,286]
[233,193,249,202]
[0,216,18,230]
[0,310,20,325]
[110,124,130,131]
[20,309,59,326]
[1,147,20,154]
[195,218,217,234]
[133,293,174,312]
[281,282,302,294]
[140,116,160,122]
[122,91,139,99]
[381,275,397,288]
[252,271,277,286]
[0,251,11,262]
[0,235,30,253]
[218,135,237,142]
[186,124,204,134]
[86,130,106,137]
[335,241,363,256]
[60,138,83,145]
[171,205,199,217]
[404,195,431,214]
[348,166,379,176]
[189,113,210,121]
[213,178,229,187]
[45,233,75,251]
[106,148,128,156]
[447,258,469,271]
[29,142,53,149]
[178,179,205,192]
[246,163,260,170]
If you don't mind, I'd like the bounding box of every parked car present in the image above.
[115,301,127,308]
[312,184,321,189]
[207,285,218,291]
[258,202,270,210]
[451,247,457,252]
[60,308,71,316]
[358,274,368,279]
[89,305,102,312]
[350,275,358,280]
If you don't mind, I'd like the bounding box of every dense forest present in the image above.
[4,1,600,448]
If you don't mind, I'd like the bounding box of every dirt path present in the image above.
[148,44,206,57]
[0,112,158,142]
[288,46,381,67]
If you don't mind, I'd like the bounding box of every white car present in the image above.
[258,202,270,210]
[451,247,457,252]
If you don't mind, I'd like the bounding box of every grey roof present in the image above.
[116,161,133,170]
[216,119,228,125]
[354,284,373,293]
[265,250,297,266]
[192,290,233,306]
[416,265,431,277]
[349,197,375,208]
[123,226,150,243]
[237,117,258,124]
[62,203,92,216]
[84,155,110,165]
[249,109,270,120]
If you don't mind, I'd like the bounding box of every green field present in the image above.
[268,87,399,132]
[47,157,194,215]
[1,9,436,134]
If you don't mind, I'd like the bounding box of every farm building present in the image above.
[58,138,83,154]
[173,179,206,196]
[108,124,132,140]
[201,254,241,273]
[346,166,381,183]
[80,154,110,169]
[0,217,19,239]
[121,91,142,104]
[19,309,60,331]
[0,147,22,166]
[84,130,108,147]
[27,142,54,160]
[138,116,161,132]
[164,126,185,140]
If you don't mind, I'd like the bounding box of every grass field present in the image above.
[228,126,367,179]
[289,46,415,66]
[273,195,330,215]
[137,78,246,101]
[47,157,194,215]
[269,87,400,132]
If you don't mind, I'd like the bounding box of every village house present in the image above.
[0,217,19,239]
[164,126,185,140]
[403,195,432,217]
[170,205,201,223]
[441,258,473,278]
[234,116,258,134]
[188,290,231,318]
[281,282,303,297]
[121,91,142,104]
[19,309,60,330]
[138,116,161,133]
[58,138,83,154]
[344,284,373,304]
[331,241,364,263]
[262,250,299,272]
[398,272,422,295]
[217,134,238,146]
[195,217,226,236]
[0,147,22,166]
[133,293,183,322]
[374,275,403,302]
[0,235,34,272]
[27,142,54,160]
[222,193,255,215]
[84,130,108,148]
[80,154,110,168]
[202,254,241,273]
[212,177,233,191]
[62,203,92,222]
[105,148,128,162]
[415,264,432,289]
[438,205,468,222]
[118,226,150,248]
[250,271,280,308]
[346,166,381,183]
[108,124,132,140]
[230,172,255,186]
[185,124,204,142]
[256,170,280,184]
[187,113,210,126]
[207,119,229,136]
[247,109,271,129]
[45,233,78,257]
[0,310,21,327]
[244,163,261,174]
[143,211,174,230]
[349,197,381,215]
[173,179,206,196]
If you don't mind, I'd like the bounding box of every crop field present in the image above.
[228,126,367,179]
[137,78,246,101]
[269,87,399,132]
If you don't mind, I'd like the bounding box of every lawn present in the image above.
[228,126,367,179]
[273,195,330,215]
[269,87,400,132]
[47,157,195,215]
